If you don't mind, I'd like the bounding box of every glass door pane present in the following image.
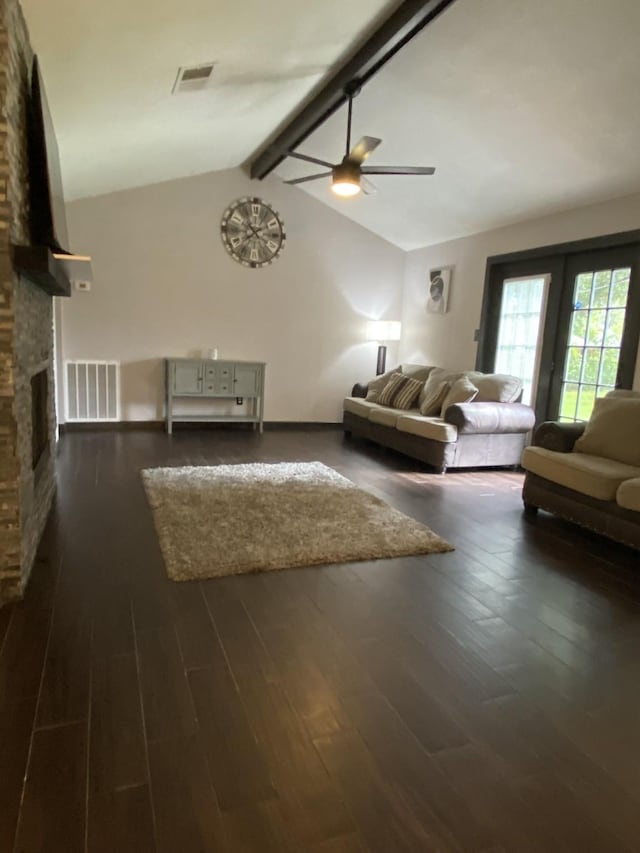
[494,275,549,406]
[558,267,630,421]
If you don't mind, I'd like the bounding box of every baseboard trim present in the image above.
[60,420,342,433]
[60,421,164,433]
[263,422,341,431]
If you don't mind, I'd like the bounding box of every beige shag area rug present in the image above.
[141,461,453,581]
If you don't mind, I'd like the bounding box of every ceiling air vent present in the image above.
[172,62,215,94]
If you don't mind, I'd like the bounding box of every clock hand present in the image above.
[235,234,253,253]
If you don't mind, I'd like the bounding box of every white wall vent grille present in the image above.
[172,62,215,94]
[65,361,119,422]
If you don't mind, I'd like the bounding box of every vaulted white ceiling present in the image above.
[22,0,640,250]
[21,0,399,198]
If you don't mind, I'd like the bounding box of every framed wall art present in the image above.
[427,267,452,314]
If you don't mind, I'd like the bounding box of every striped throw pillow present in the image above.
[377,373,423,410]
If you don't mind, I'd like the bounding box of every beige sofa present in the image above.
[522,390,640,549]
[343,364,535,472]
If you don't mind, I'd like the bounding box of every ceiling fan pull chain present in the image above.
[346,94,353,159]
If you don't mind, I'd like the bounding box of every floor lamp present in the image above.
[366,320,402,375]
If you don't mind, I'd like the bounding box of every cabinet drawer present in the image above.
[202,380,231,395]
[204,364,233,382]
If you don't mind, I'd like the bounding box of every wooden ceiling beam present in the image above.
[249,0,458,180]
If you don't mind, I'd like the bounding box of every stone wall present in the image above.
[0,0,55,606]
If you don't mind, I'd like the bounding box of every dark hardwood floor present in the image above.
[2,427,640,852]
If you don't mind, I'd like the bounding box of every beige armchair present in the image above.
[521,390,640,549]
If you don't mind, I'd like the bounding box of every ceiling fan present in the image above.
[284,86,436,198]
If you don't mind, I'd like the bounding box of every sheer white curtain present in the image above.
[494,276,548,406]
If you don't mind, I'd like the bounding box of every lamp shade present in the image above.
[366,320,402,342]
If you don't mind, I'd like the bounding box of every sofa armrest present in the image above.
[445,402,535,435]
[533,420,586,452]
[351,382,368,398]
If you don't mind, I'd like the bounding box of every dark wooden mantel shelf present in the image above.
[12,244,71,297]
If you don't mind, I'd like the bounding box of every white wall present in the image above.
[59,168,405,423]
[60,177,640,425]
[400,191,640,388]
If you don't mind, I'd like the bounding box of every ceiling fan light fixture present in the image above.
[331,161,361,197]
[332,178,360,197]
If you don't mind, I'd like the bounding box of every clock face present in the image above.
[220,197,286,268]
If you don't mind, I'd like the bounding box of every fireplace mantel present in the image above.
[12,244,71,296]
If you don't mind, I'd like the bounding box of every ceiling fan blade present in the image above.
[361,176,378,196]
[284,172,333,185]
[287,151,335,169]
[360,166,436,176]
[349,136,382,165]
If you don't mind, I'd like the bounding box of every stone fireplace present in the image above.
[31,367,49,471]
[0,0,56,606]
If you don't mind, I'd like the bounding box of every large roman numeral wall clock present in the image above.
[220,197,286,268]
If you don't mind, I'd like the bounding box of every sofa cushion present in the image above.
[441,376,479,416]
[617,478,640,513]
[396,413,458,443]
[419,368,463,407]
[607,389,640,400]
[466,372,523,403]
[574,396,640,467]
[343,397,383,419]
[419,380,451,416]
[365,367,400,402]
[377,373,423,409]
[369,406,407,427]
[400,364,436,382]
[521,446,640,501]
[364,364,435,402]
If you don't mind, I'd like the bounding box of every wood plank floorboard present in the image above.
[87,784,155,853]
[0,695,37,852]
[1,428,640,851]
[13,721,87,853]
[147,733,225,853]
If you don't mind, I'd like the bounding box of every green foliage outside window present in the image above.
[560,267,629,421]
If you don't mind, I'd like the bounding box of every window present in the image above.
[559,267,630,421]
[494,276,548,406]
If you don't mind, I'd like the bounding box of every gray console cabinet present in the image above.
[165,358,265,434]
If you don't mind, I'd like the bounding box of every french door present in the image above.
[548,246,639,421]
[477,241,640,423]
